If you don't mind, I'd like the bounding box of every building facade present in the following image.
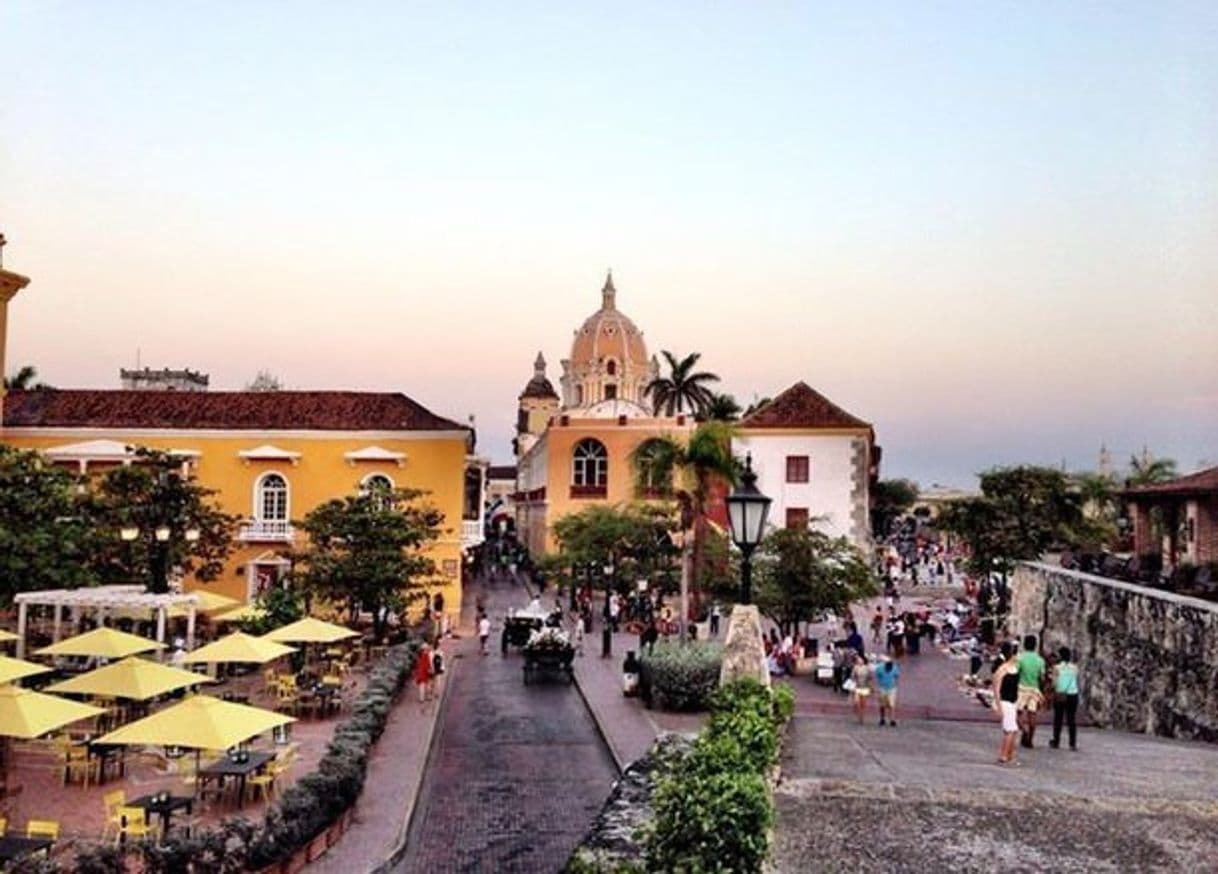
[733,382,879,552]
[0,246,480,625]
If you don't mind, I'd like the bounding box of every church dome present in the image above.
[569,273,650,370]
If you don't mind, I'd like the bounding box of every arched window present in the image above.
[256,473,289,522]
[606,359,617,376]
[634,438,673,494]
[361,473,394,493]
[572,438,608,488]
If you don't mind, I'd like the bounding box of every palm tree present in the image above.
[699,393,742,423]
[1128,454,1177,487]
[631,421,739,637]
[3,365,50,390]
[645,351,720,418]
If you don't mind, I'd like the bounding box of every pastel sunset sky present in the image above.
[3,2,1215,487]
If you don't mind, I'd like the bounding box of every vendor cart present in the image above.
[502,613,544,654]
[521,626,575,685]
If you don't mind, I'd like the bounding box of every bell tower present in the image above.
[0,234,33,429]
[515,352,560,458]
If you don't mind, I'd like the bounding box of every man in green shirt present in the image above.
[1015,634,1046,748]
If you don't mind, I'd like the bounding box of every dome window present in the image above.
[606,360,617,376]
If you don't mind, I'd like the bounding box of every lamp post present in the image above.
[120,522,201,593]
[725,454,772,604]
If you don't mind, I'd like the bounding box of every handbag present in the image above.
[842,678,856,692]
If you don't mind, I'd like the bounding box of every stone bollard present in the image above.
[719,604,770,689]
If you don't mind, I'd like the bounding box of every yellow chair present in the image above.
[101,789,126,843]
[26,819,59,840]
[63,744,99,788]
[245,756,289,805]
[114,806,155,846]
[275,685,298,716]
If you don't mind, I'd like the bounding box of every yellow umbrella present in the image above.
[182,632,296,665]
[44,656,214,701]
[95,695,294,751]
[167,591,240,619]
[0,685,104,739]
[36,627,164,659]
[0,656,52,686]
[212,603,266,624]
[0,630,20,644]
[262,617,359,645]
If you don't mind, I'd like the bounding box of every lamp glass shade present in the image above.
[154,526,171,542]
[726,459,772,549]
[119,526,139,542]
[184,528,201,543]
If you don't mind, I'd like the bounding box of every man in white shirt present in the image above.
[478,614,491,655]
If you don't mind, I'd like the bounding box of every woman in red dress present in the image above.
[414,643,433,702]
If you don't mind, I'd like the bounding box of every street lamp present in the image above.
[117,523,202,593]
[726,454,772,604]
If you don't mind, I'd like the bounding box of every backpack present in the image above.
[432,651,445,675]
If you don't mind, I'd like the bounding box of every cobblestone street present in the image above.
[392,575,617,874]
[773,717,1218,872]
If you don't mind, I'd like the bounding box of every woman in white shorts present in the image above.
[992,642,1020,765]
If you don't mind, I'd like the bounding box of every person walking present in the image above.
[992,641,1020,765]
[870,607,884,645]
[874,655,901,726]
[1050,646,1080,750]
[478,612,491,656]
[414,643,433,703]
[849,653,872,724]
[1016,634,1046,749]
[709,603,721,637]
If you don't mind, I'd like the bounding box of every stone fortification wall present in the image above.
[1011,562,1218,742]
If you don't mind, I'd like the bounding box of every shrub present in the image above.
[639,641,723,711]
[642,677,795,873]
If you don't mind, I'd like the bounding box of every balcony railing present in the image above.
[238,520,295,542]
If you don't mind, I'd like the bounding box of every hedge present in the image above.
[638,641,723,711]
[643,678,794,874]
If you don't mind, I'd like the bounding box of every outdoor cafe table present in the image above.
[129,793,193,841]
[0,836,53,863]
[198,751,274,809]
[73,739,126,784]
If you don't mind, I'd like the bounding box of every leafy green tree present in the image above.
[0,446,94,603]
[1127,454,1178,486]
[239,585,305,636]
[869,478,919,538]
[88,448,236,593]
[3,364,51,390]
[753,527,878,633]
[630,421,739,621]
[699,392,742,423]
[290,486,442,641]
[551,503,680,593]
[937,466,1085,575]
[644,350,720,417]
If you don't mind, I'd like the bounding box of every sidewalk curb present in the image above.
[572,660,627,776]
[369,655,456,874]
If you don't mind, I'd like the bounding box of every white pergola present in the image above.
[13,586,203,658]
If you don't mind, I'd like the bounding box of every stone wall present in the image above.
[1011,562,1218,742]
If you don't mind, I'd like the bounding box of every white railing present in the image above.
[461,519,484,546]
[238,520,295,542]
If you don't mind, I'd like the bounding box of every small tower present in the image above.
[1098,443,1113,477]
[516,352,560,458]
[0,234,33,427]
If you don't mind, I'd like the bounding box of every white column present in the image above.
[186,606,197,651]
[52,601,63,643]
[16,602,27,659]
[155,606,167,649]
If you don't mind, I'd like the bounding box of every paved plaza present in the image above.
[390,575,617,874]
[773,717,1218,872]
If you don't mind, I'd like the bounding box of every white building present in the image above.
[733,382,878,552]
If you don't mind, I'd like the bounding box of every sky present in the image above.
[2,2,1215,488]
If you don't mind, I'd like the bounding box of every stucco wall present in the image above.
[733,431,869,551]
[1011,562,1218,742]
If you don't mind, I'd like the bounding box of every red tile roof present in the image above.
[1123,466,1218,498]
[739,381,871,430]
[2,389,469,433]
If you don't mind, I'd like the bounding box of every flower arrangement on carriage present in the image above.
[521,626,575,684]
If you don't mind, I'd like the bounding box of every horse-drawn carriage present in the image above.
[522,627,575,685]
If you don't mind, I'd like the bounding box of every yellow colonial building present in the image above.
[0,246,480,624]
[514,274,694,554]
